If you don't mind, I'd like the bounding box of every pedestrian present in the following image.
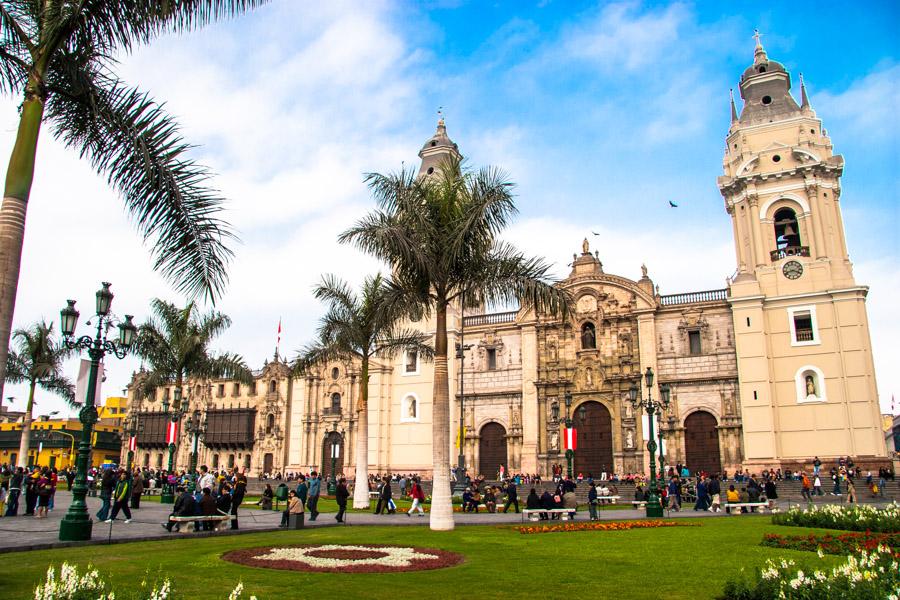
[307,471,321,521]
[379,476,394,514]
[6,467,23,516]
[813,474,823,496]
[502,480,519,513]
[106,470,132,523]
[96,468,115,522]
[163,486,197,532]
[587,483,598,520]
[230,468,246,530]
[846,479,857,504]
[335,477,349,523]
[199,487,217,530]
[130,470,144,509]
[694,477,710,511]
[281,490,297,527]
[216,484,233,530]
[35,469,52,518]
[407,477,425,517]
[295,475,308,509]
[800,472,812,502]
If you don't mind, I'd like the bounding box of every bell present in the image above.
[783,224,796,237]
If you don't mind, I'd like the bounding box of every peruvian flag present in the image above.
[166,420,178,444]
[564,427,577,451]
[128,435,137,452]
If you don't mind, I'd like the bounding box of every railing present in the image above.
[463,311,518,326]
[770,246,810,261]
[659,289,728,306]
[795,329,815,342]
[322,407,342,418]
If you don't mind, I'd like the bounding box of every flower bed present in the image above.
[762,532,900,555]
[518,520,699,534]
[718,545,900,599]
[222,544,464,573]
[771,503,900,533]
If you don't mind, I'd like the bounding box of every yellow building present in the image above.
[0,416,123,469]
[97,396,129,426]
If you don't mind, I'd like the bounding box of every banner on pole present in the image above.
[74,359,103,405]
[166,420,178,445]
[128,436,137,452]
[564,427,577,451]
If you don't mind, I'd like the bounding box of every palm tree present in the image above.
[0,1,267,410]
[340,156,570,530]
[297,273,432,510]
[133,299,253,405]
[5,320,75,468]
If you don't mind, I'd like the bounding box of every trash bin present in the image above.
[288,512,304,529]
[274,483,288,510]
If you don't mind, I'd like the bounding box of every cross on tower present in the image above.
[753,29,763,46]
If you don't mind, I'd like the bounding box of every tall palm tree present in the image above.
[297,273,432,510]
[133,299,253,406]
[5,320,75,468]
[0,1,267,408]
[341,157,570,530]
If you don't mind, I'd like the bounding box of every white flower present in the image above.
[256,545,440,569]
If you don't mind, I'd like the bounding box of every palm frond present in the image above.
[203,353,253,384]
[38,372,76,406]
[4,349,27,384]
[45,60,236,302]
[374,328,434,361]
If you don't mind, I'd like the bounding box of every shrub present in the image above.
[771,502,900,533]
[761,532,900,555]
[719,545,900,599]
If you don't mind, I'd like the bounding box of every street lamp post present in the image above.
[184,409,207,489]
[629,367,671,518]
[453,335,472,495]
[160,388,187,503]
[327,423,340,495]
[123,415,142,472]
[57,282,137,542]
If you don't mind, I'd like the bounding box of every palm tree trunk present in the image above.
[430,302,454,530]
[16,379,37,468]
[352,359,370,509]
[0,81,46,405]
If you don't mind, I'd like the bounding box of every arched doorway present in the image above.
[322,432,344,479]
[574,401,613,478]
[684,411,722,476]
[479,422,507,479]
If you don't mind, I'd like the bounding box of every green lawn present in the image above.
[11,517,844,599]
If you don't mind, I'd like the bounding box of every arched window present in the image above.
[774,207,801,250]
[228,454,235,469]
[143,453,150,467]
[331,367,340,380]
[266,413,275,434]
[581,322,597,349]
[401,394,419,422]
[269,380,277,393]
[156,453,163,468]
[212,453,219,469]
[244,454,252,470]
[331,393,341,411]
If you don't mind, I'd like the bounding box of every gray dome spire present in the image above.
[736,31,800,125]
[417,116,461,177]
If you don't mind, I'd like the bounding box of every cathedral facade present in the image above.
[123,40,886,479]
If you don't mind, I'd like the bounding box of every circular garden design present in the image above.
[222,544,464,573]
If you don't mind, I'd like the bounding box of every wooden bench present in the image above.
[142,488,161,496]
[522,508,577,522]
[724,502,769,514]
[631,501,647,508]
[167,513,231,532]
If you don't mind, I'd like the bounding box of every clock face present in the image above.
[782,260,803,280]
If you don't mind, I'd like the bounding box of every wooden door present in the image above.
[479,422,508,479]
[322,432,344,479]
[574,401,613,478]
[684,411,722,476]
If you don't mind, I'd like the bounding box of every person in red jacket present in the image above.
[407,477,426,517]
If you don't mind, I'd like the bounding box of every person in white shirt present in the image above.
[197,465,216,495]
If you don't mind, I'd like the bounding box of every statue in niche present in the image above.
[805,374,817,398]
[407,396,417,419]
[585,367,593,388]
[623,400,633,419]
[512,407,521,427]
[548,340,558,362]
[549,431,559,451]
[625,429,635,449]
[581,323,596,349]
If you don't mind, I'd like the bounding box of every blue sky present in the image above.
[2,1,898,418]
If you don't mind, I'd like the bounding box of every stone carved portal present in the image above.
[684,411,722,475]
[573,401,613,477]
[479,422,507,478]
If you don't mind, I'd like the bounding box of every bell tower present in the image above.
[719,34,884,469]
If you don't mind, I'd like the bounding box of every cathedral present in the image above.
[123,39,886,480]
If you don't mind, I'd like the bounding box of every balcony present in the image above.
[463,311,517,327]
[659,289,728,306]
[322,406,342,419]
[795,329,815,342]
[770,246,810,262]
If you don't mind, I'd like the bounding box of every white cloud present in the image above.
[815,64,900,143]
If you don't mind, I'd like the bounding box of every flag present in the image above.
[564,427,577,451]
[38,441,43,454]
[74,359,104,405]
[455,426,466,449]
[128,435,137,452]
[277,318,282,348]
[166,420,178,445]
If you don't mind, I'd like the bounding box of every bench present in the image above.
[724,501,770,514]
[167,513,231,532]
[631,501,647,508]
[522,508,577,522]
[595,495,621,505]
[142,488,161,496]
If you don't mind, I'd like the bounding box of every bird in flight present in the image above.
[592,231,600,235]
[669,200,679,208]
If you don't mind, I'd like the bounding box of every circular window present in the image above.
[427,167,434,175]
[761,96,772,105]
[733,144,738,149]
[430,141,436,147]
[758,66,767,73]
[772,155,781,163]
[810,129,816,134]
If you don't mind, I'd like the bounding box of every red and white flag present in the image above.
[128,435,137,452]
[277,318,282,348]
[166,420,178,445]
[564,427,577,451]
